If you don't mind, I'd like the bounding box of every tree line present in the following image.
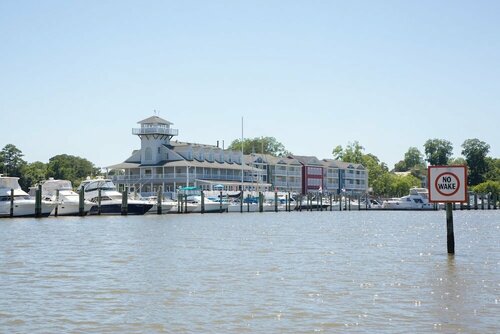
[0,144,100,190]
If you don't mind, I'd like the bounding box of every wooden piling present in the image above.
[157,187,162,215]
[275,191,278,212]
[97,188,102,215]
[240,191,243,213]
[54,189,59,217]
[10,188,14,217]
[219,191,223,213]
[121,188,128,215]
[35,184,42,217]
[79,187,85,216]
[259,192,263,213]
[474,193,478,210]
[201,191,205,214]
[446,203,455,254]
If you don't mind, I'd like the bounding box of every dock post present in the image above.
[157,187,162,215]
[487,193,491,210]
[54,189,59,217]
[247,194,250,212]
[358,195,361,211]
[10,188,14,217]
[201,191,205,214]
[259,192,263,212]
[97,188,102,215]
[329,194,333,211]
[219,191,223,213]
[35,184,42,217]
[446,203,455,254]
[481,194,485,210]
[474,193,478,210]
[320,195,323,211]
[275,191,278,212]
[79,187,85,216]
[494,193,497,210]
[184,194,188,213]
[348,196,351,211]
[240,191,243,213]
[339,195,342,212]
[121,187,128,216]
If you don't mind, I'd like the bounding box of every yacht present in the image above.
[77,178,153,215]
[382,187,434,210]
[36,179,94,216]
[0,175,56,217]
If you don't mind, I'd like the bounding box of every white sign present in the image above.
[428,165,468,203]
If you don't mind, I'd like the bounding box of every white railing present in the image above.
[132,127,179,136]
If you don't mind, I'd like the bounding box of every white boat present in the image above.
[36,179,94,216]
[178,187,229,213]
[142,196,177,214]
[77,178,153,215]
[382,187,434,210]
[0,175,56,217]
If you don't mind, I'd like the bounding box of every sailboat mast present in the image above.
[241,117,244,188]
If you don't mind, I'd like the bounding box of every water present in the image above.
[0,211,498,333]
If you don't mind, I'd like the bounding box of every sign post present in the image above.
[428,165,468,254]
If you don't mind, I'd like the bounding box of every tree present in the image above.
[424,139,453,166]
[461,138,490,186]
[404,147,425,169]
[390,174,421,197]
[228,137,291,157]
[332,141,365,164]
[484,157,500,182]
[473,180,500,196]
[21,161,47,189]
[0,144,27,177]
[47,154,100,187]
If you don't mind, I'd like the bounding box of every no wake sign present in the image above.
[428,165,468,203]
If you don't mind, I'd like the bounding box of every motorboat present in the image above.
[141,195,177,214]
[77,178,153,215]
[382,187,434,210]
[35,179,94,216]
[0,175,56,217]
[178,187,229,213]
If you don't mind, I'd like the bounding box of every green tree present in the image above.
[390,174,421,197]
[404,147,425,169]
[332,141,365,164]
[47,154,100,187]
[484,157,500,182]
[21,161,47,189]
[424,139,453,166]
[0,144,27,177]
[228,137,291,157]
[473,180,500,196]
[461,138,490,186]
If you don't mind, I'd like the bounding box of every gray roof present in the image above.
[137,115,173,125]
[321,159,365,169]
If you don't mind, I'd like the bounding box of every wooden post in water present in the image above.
[480,194,484,210]
[274,191,278,212]
[259,192,263,213]
[358,195,361,211]
[487,193,491,210]
[240,191,243,213]
[474,193,478,210]
[121,187,128,215]
[35,184,42,217]
[288,192,291,212]
[247,194,250,212]
[201,191,205,214]
[79,187,85,216]
[10,188,14,217]
[348,196,351,211]
[320,195,323,212]
[97,188,102,215]
[446,203,455,254]
[54,189,59,217]
[184,194,188,213]
[219,191,223,213]
[339,195,342,212]
[493,193,497,210]
[157,187,162,215]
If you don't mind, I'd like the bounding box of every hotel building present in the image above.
[108,116,368,196]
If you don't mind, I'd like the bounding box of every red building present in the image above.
[291,155,324,194]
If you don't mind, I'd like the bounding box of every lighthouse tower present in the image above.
[132,116,179,164]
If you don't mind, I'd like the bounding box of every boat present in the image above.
[34,178,94,216]
[382,187,434,210]
[0,175,56,217]
[77,178,153,215]
[178,187,229,213]
[141,195,178,214]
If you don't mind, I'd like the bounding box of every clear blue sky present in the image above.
[1,0,499,169]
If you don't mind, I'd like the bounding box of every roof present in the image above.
[137,115,173,125]
[291,155,323,166]
[321,159,365,169]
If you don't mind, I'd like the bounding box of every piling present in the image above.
[240,191,243,213]
[348,196,351,211]
[35,184,42,217]
[474,193,478,210]
[10,188,14,217]
[157,187,162,215]
[358,195,361,211]
[97,188,102,215]
[219,191,223,213]
[184,194,188,213]
[339,195,342,212]
[446,203,455,254]
[247,194,250,212]
[494,193,498,210]
[54,189,59,217]
[320,195,323,211]
[275,191,278,212]
[487,194,491,210]
[121,188,128,215]
[79,187,85,216]
[201,191,205,214]
[259,192,263,212]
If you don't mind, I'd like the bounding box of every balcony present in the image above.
[132,127,179,136]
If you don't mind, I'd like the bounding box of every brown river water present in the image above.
[0,210,498,333]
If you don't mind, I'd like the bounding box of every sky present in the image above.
[1,0,499,169]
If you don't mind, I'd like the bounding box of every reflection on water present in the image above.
[0,211,498,333]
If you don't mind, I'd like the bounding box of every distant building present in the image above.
[108,116,369,196]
